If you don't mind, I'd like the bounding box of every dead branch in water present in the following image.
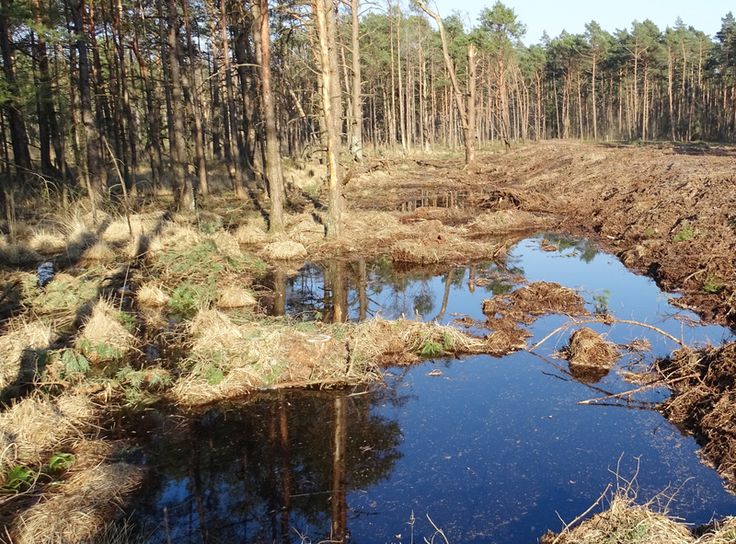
[527,316,685,353]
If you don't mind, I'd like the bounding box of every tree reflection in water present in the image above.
[131,387,405,543]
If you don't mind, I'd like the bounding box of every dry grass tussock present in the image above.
[217,285,257,308]
[391,233,500,264]
[174,312,525,406]
[11,462,145,544]
[78,299,136,355]
[234,215,269,245]
[78,240,117,266]
[0,394,95,475]
[262,240,308,260]
[28,230,68,255]
[543,493,692,544]
[135,282,169,307]
[0,321,53,392]
[0,237,42,265]
[561,327,621,368]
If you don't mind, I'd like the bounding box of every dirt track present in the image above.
[350,140,736,327]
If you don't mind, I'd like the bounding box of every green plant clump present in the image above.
[673,221,694,242]
[418,341,444,358]
[702,274,725,294]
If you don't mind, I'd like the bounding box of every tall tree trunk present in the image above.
[182,0,208,196]
[220,0,244,196]
[165,0,194,209]
[314,0,342,237]
[415,0,473,163]
[256,0,285,232]
[0,0,33,180]
[350,0,362,162]
[70,0,105,210]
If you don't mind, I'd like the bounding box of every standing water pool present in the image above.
[130,234,736,543]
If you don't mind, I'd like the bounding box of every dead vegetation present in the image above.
[173,311,524,406]
[655,342,736,492]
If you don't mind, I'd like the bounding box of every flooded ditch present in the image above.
[124,234,736,543]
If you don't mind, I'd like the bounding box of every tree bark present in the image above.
[313,0,342,237]
[257,0,285,232]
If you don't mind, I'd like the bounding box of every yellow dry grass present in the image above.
[0,394,95,473]
[136,283,170,307]
[79,299,136,354]
[217,285,257,308]
[0,321,53,392]
[79,241,116,265]
[563,327,621,368]
[11,462,145,544]
[29,230,68,255]
[544,494,693,544]
[234,222,269,245]
[262,240,308,260]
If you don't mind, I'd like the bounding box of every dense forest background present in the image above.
[0,0,734,217]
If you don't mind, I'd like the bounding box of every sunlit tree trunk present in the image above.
[314,0,342,237]
[257,0,285,232]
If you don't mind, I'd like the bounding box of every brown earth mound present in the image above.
[656,342,736,491]
[559,327,621,384]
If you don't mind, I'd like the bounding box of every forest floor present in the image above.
[0,139,735,542]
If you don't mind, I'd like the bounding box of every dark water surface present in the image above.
[131,235,736,544]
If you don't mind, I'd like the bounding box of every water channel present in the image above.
[129,234,736,543]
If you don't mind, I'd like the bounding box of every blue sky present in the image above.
[424,0,734,45]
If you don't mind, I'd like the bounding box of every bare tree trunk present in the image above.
[257,0,285,232]
[182,0,208,196]
[220,0,243,196]
[314,0,341,237]
[70,0,104,210]
[350,0,362,162]
[165,0,194,210]
[415,0,473,163]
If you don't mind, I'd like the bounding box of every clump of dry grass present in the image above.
[77,299,136,359]
[11,462,145,544]
[0,321,53,392]
[391,234,501,264]
[217,285,257,308]
[542,492,692,544]
[234,216,269,245]
[262,240,308,260]
[29,230,68,255]
[136,283,170,307]
[286,214,324,245]
[79,241,117,266]
[561,327,621,368]
[0,242,42,265]
[468,209,551,235]
[0,394,95,474]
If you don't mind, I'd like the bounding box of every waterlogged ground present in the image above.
[128,235,736,543]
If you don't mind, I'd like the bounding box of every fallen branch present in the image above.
[577,381,663,405]
[527,316,685,353]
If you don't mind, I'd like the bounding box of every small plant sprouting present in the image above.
[2,465,33,492]
[592,289,612,314]
[418,341,443,358]
[673,221,694,242]
[702,274,725,294]
[46,452,75,473]
[60,349,91,377]
[643,227,655,239]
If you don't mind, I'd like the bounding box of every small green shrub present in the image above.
[46,452,75,473]
[673,221,694,242]
[442,333,454,351]
[643,227,655,239]
[418,341,443,358]
[702,274,725,294]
